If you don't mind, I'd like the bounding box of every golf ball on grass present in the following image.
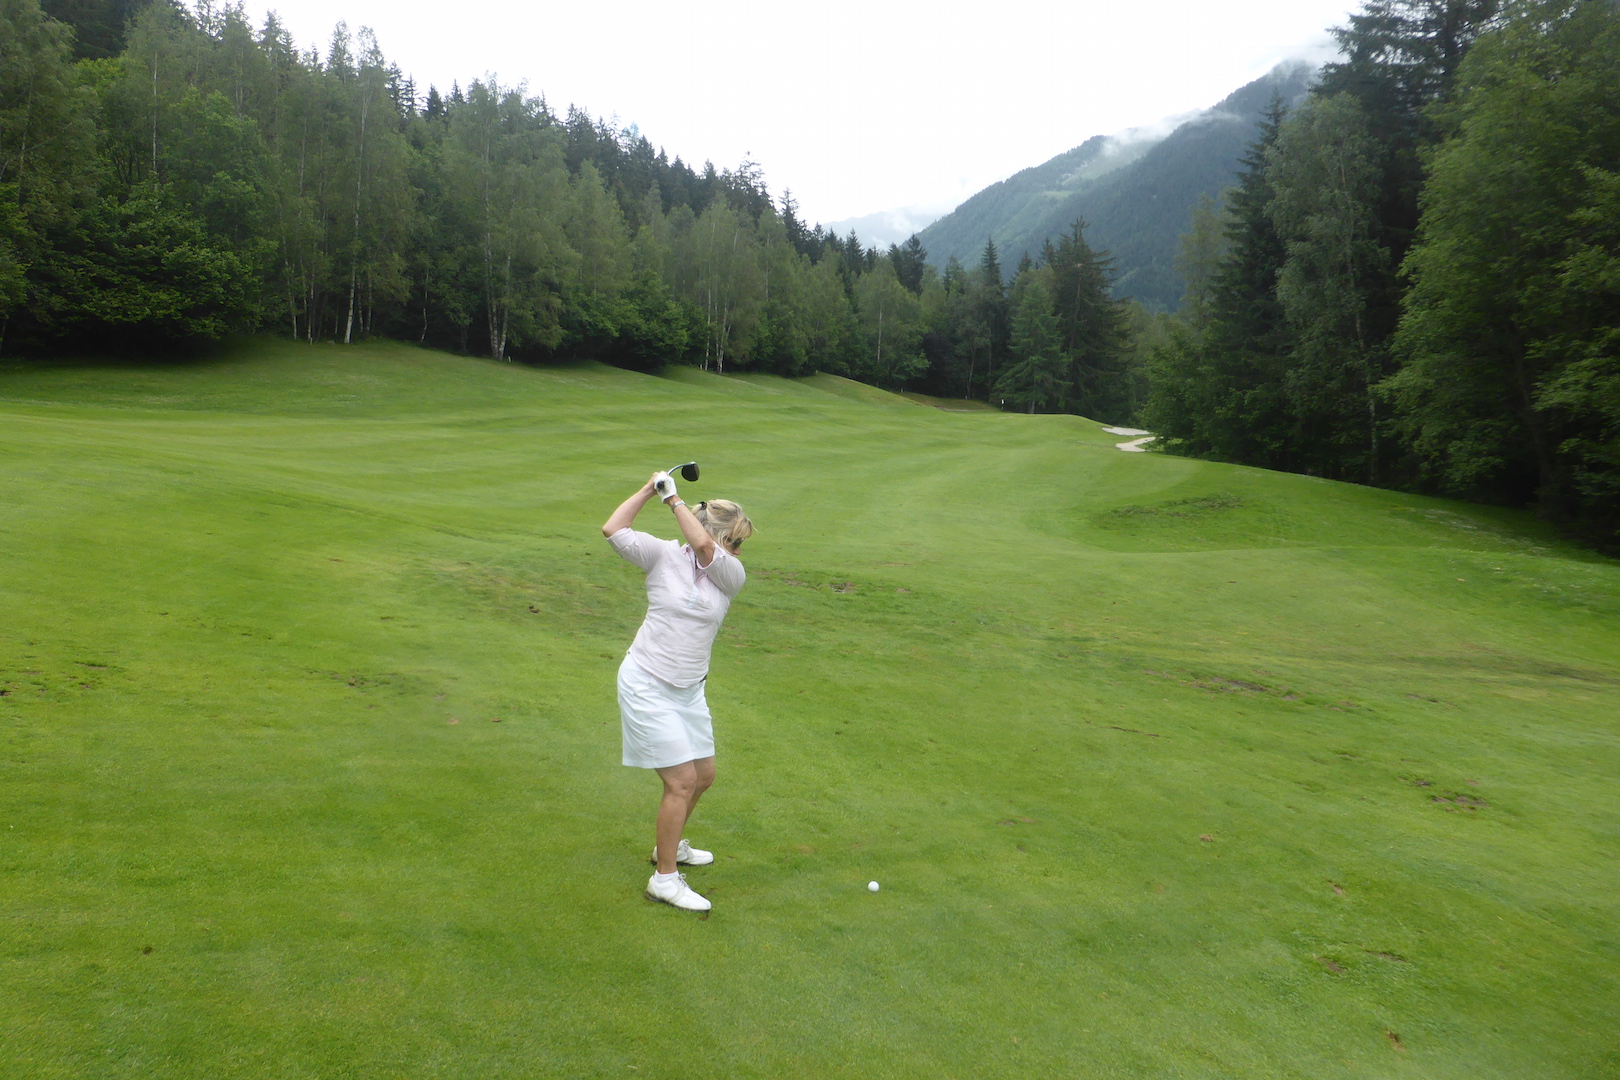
[868,881,880,892]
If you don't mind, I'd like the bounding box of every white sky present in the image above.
[244,0,1355,227]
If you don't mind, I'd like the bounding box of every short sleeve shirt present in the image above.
[609,527,746,687]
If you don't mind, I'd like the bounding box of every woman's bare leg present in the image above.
[654,762,695,875]
[653,757,715,874]
[686,756,715,825]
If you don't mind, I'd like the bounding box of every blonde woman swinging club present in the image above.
[602,470,754,912]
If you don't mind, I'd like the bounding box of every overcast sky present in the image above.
[244,0,1355,228]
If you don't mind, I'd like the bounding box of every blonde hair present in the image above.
[694,499,753,551]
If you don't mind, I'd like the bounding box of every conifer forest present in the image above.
[4,0,1618,547]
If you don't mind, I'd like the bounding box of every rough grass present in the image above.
[2,339,1617,1079]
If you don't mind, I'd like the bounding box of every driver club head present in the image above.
[668,461,699,482]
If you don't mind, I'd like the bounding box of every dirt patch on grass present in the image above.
[1195,676,1270,693]
[1141,667,1313,703]
[0,657,120,698]
[1405,775,1489,809]
[1087,719,1164,738]
[313,669,406,692]
[1107,494,1245,519]
[1432,793,1488,810]
[754,568,867,595]
[1314,956,1346,974]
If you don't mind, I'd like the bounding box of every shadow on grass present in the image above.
[0,333,254,373]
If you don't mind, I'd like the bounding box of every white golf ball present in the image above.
[868,881,880,892]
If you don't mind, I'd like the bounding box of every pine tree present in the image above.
[844,229,864,274]
[978,237,1001,285]
[1146,98,1293,465]
[975,237,1008,395]
[39,0,146,61]
[995,272,1066,413]
[779,189,810,257]
[1320,0,1503,128]
[1049,220,1129,421]
[1268,93,1394,483]
[888,233,926,294]
[1316,0,1504,263]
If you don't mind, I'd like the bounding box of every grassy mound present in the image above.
[3,339,1616,1078]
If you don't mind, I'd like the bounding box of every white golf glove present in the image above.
[653,472,678,502]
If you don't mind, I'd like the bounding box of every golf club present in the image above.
[665,461,700,482]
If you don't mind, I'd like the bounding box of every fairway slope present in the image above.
[3,340,1616,1079]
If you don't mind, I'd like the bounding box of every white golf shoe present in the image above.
[649,839,715,866]
[645,872,711,912]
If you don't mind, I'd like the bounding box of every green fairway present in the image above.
[2,340,1617,1079]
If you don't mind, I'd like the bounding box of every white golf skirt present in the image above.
[617,655,715,769]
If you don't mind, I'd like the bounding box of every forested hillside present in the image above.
[918,62,1315,309]
[3,0,1617,549]
[3,0,995,384]
[1147,0,1620,549]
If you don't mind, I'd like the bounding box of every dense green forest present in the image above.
[3,0,1617,548]
[1147,0,1620,548]
[2,0,1125,401]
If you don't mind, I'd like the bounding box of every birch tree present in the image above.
[679,200,758,372]
[1393,0,1620,539]
[855,259,925,388]
[562,159,631,349]
[445,79,571,360]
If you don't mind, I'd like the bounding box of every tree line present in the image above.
[4,0,1614,547]
[1146,0,1620,549]
[1,0,1132,409]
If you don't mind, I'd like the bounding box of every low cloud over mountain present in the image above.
[917,61,1317,311]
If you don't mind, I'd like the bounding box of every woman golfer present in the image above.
[602,471,753,912]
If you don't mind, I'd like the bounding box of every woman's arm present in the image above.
[602,475,661,538]
[667,499,717,566]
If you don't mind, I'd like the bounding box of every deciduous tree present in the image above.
[1391,0,1620,542]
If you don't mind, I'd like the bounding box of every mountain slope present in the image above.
[918,61,1316,310]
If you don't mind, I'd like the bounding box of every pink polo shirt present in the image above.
[609,527,746,687]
